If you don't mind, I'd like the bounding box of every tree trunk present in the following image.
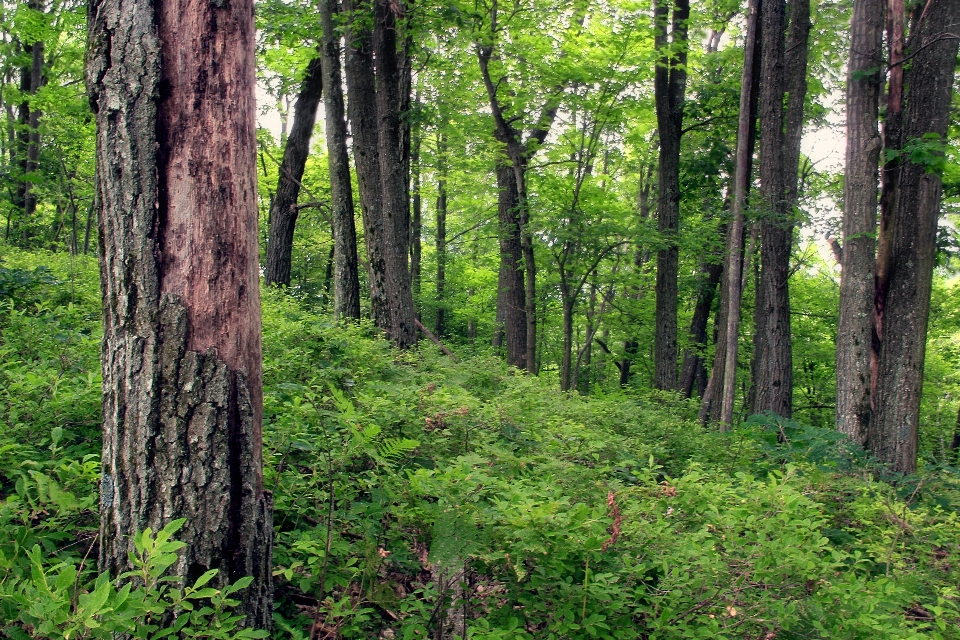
[560,292,575,392]
[343,0,390,330]
[435,134,448,337]
[870,0,960,473]
[264,54,323,288]
[753,0,793,418]
[15,2,43,243]
[495,160,527,368]
[320,0,361,320]
[373,0,416,347]
[836,0,883,443]
[88,0,272,626]
[652,0,690,390]
[679,254,723,398]
[411,120,422,307]
[703,0,760,425]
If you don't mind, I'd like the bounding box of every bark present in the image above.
[753,0,793,418]
[652,0,690,390]
[343,0,390,330]
[87,0,271,626]
[372,0,416,348]
[836,0,883,443]
[870,0,960,473]
[320,0,361,320]
[494,161,527,368]
[264,54,323,288]
[435,134,448,337]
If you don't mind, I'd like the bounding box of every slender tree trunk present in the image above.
[494,160,527,368]
[652,0,690,390]
[753,0,793,418]
[320,0,361,320]
[679,253,723,398]
[264,54,323,287]
[435,134,448,337]
[703,0,760,425]
[410,121,422,307]
[15,2,44,243]
[560,291,574,391]
[88,0,272,625]
[871,0,960,473]
[373,0,416,347]
[836,0,883,443]
[344,0,389,331]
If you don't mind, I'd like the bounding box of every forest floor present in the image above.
[2,248,960,639]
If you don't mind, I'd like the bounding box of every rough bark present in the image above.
[652,0,690,390]
[87,0,272,626]
[343,0,390,330]
[836,0,883,443]
[320,0,361,320]
[870,0,960,473]
[494,161,527,368]
[753,0,793,418]
[373,0,416,348]
[264,54,323,288]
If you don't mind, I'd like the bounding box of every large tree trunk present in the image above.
[264,54,323,288]
[836,0,883,443]
[753,0,793,418]
[372,0,416,348]
[652,0,690,390]
[870,0,960,473]
[320,0,361,320]
[88,0,272,627]
[343,0,390,330]
[495,161,527,368]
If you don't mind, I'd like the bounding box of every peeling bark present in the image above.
[88,0,271,626]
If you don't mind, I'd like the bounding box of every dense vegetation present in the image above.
[3,248,960,638]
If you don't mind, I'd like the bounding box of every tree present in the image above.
[319,0,361,320]
[343,0,416,347]
[870,0,960,472]
[264,52,323,288]
[652,0,690,390]
[87,0,272,626]
[836,0,883,443]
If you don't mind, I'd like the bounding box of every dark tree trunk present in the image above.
[343,0,390,330]
[435,134,448,337]
[411,122,422,306]
[264,54,323,288]
[703,0,760,425]
[652,0,690,390]
[15,2,43,242]
[753,0,793,418]
[495,161,527,368]
[88,0,272,626]
[870,0,960,473]
[679,254,723,398]
[320,0,361,320]
[373,0,416,348]
[836,0,883,444]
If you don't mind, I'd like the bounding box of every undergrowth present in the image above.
[2,248,960,639]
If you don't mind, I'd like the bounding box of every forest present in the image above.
[1,0,960,637]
